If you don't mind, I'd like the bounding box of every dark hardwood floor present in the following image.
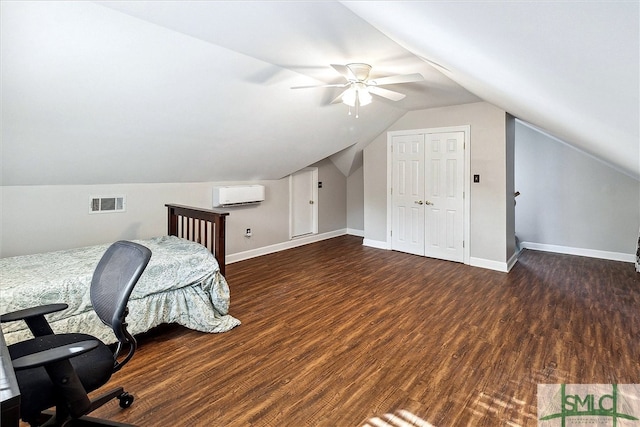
[75,236,639,425]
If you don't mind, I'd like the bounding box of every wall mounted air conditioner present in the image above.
[213,185,265,207]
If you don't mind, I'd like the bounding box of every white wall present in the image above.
[515,121,639,260]
[1,160,347,258]
[363,101,514,270]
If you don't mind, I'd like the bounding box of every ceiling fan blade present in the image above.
[368,73,424,86]
[291,83,348,89]
[331,64,356,81]
[368,86,406,102]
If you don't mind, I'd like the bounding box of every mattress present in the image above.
[1,235,241,345]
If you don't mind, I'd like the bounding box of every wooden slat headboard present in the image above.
[165,204,229,276]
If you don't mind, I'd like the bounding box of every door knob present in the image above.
[425,201,434,205]
[414,200,424,205]
[309,200,314,204]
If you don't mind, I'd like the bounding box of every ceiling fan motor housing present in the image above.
[346,63,372,81]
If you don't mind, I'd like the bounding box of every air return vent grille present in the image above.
[89,196,126,214]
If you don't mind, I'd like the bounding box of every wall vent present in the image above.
[89,196,126,214]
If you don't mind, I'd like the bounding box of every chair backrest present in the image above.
[90,241,152,343]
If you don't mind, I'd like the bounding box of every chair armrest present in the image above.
[12,340,100,370]
[1,303,69,323]
[1,303,68,336]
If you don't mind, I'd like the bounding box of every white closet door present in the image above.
[391,134,425,256]
[424,132,465,262]
[391,131,465,262]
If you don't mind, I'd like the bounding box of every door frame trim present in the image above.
[386,125,471,265]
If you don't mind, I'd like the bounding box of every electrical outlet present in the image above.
[245,228,252,237]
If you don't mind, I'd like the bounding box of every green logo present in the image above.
[538,384,640,426]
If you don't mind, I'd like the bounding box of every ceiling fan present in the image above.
[291,63,424,117]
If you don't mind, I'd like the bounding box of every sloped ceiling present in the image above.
[1,1,637,186]
[344,1,639,180]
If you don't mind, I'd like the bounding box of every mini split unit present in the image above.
[213,185,265,207]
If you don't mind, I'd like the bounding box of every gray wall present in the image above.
[515,121,639,257]
[506,114,517,260]
[315,159,347,234]
[1,159,347,258]
[346,165,364,234]
[363,101,514,269]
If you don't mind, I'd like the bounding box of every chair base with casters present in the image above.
[2,241,152,427]
[9,332,137,426]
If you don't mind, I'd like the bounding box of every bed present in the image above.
[1,204,241,345]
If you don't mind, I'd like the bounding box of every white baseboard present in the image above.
[363,239,517,273]
[507,252,519,272]
[362,238,389,250]
[226,229,347,264]
[347,228,364,237]
[520,241,635,263]
[469,257,510,273]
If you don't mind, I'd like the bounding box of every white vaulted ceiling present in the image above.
[1,1,638,186]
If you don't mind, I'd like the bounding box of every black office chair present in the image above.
[1,241,152,427]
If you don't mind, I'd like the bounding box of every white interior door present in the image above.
[391,130,465,263]
[391,134,425,256]
[290,168,318,238]
[424,132,465,262]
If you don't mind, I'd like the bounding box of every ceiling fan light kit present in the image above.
[342,82,373,118]
[342,83,372,107]
[291,62,425,118]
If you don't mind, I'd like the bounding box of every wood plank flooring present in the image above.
[50,236,640,426]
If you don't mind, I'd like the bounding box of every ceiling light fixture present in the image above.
[342,82,372,118]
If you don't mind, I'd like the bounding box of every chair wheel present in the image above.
[118,392,134,408]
